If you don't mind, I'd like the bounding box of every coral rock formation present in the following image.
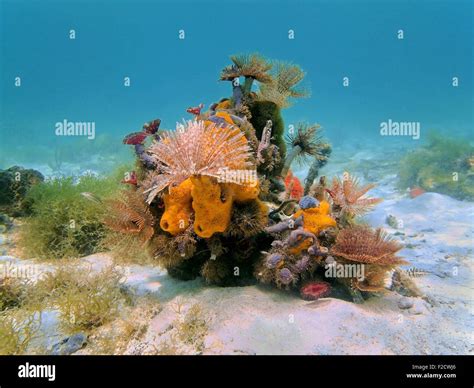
[103,53,410,302]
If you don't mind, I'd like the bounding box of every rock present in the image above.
[398,297,414,309]
[51,333,87,355]
[0,213,13,231]
[385,214,399,229]
[390,269,423,298]
[409,299,429,315]
[0,166,44,216]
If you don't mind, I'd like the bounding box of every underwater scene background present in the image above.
[0,0,473,356]
[1,0,472,171]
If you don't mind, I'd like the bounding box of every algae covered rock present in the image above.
[0,213,14,232]
[0,166,44,216]
[100,53,411,303]
[398,131,474,200]
[51,333,88,355]
[249,100,286,173]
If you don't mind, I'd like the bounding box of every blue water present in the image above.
[1,0,472,171]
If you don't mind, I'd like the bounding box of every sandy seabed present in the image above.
[1,144,472,355]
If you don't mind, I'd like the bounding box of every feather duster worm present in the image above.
[327,173,382,217]
[103,190,155,244]
[331,226,408,292]
[145,120,254,204]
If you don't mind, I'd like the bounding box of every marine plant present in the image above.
[175,303,209,352]
[98,53,410,303]
[0,276,28,311]
[0,262,135,355]
[0,272,46,355]
[30,264,130,332]
[0,309,42,355]
[18,171,123,259]
[149,301,210,355]
[54,267,127,331]
[398,131,474,200]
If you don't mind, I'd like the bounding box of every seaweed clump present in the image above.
[0,309,41,355]
[102,53,411,303]
[0,276,30,311]
[0,264,131,355]
[398,131,474,200]
[51,267,127,331]
[18,173,121,259]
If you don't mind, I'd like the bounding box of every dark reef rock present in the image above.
[249,101,285,175]
[51,332,88,355]
[0,166,44,216]
[166,256,207,281]
[0,213,14,231]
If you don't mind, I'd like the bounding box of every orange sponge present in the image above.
[160,178,193,235]
[191,176,234,238]
[293,200,336,235]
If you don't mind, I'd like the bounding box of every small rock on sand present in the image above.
[51,333,88,355]
[398,297,414,310]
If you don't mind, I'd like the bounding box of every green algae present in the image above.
[398,131,474,200]
[18,169,127,260]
